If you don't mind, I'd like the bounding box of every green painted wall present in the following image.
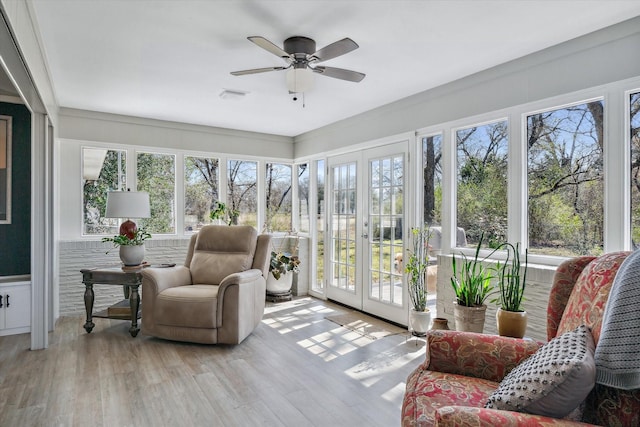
[0,102,31,276]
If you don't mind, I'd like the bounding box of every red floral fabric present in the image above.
[402,369,499,427]
[556,251,629,345]
[583,383,640,426]
[401,331,541,426]
[425,330,541,383]
[402,251,640,427]
[547,256,595,341]
[434,406,598,426]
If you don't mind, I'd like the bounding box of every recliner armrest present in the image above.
[425,330,541,383]
[141,265,192,298]
[219,269,263,287]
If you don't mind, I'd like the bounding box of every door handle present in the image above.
[0,294,2,308]
[5,294,9,307]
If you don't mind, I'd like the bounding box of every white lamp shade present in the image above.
[286,68,314,93]
[106,191,150,219]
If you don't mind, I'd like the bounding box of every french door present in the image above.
[326,141,408,325]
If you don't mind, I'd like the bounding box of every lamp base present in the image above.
[119,219,137,239]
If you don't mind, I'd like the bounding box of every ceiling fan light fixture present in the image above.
[286,68,314,93]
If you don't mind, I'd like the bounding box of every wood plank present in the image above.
[0,297,425,426]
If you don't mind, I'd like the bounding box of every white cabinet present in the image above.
[0,281,31,336]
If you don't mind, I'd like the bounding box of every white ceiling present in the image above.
[29,0,640,137]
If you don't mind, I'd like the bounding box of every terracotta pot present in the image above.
[453,302,487,333]
[119,244,145,266]
[496,308,527,338]
[409,308,432,336]
[430,317,450,330]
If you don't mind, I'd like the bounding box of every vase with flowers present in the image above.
[102,228,152,266]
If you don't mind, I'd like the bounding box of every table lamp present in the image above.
[106,189,151,238]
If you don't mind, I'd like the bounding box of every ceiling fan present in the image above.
[231,36,365,93]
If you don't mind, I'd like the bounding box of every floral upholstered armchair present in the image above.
[402,251,640,426]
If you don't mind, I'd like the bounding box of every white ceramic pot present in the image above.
[119,244,145,266]
[266,272,294,293]
[409,308,432,336]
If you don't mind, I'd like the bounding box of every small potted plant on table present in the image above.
[102,228,152,267]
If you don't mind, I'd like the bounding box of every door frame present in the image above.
[324,135,414,325]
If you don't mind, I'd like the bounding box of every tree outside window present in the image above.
[629,92,640,247]
[527,100,604,256]
[82,148,126,235]
[184,156,218,232]
[456,120,508,248]
[227,160,257,227]
[422,134,442,226]
[266,163,292,232]
[137,152,176,234]
[297,163,310,233]
[314,159,325,292]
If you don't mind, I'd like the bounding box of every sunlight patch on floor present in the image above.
[297,328,372,361]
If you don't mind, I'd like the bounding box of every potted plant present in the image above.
[450,233,496,332]
[209,201,239,225]
[266,235,301,298]
[102,228,152,266]
[492,242,528,338]
[406,226,432,336]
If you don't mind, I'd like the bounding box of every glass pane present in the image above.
[422,134,443,226]
[528,100,604,256]
[137,152,176,234]
[297,163,310,233]
[82,147,126,235]
[227,160,257,227]
[330,162,357,294]
[368,153,403,306]
[184,156,218,233]
[456,121,508,248]
[630,92,640,247]
[315,160,325,292]
[266,163,292,232]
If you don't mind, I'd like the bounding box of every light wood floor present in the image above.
[0,297,427,427]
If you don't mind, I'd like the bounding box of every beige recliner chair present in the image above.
[141,225,271,344]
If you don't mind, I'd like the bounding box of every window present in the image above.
[82,147,126,235]
[297,163,310,233]
[137,152,176,234]
[527,100,604,257]
[184,156,219,232]
[314,159,325,292]
[422,134,442,226]
[630,92,640,247]
[266,162,292,232]
[227,160,257,227]
[456,120,508,248]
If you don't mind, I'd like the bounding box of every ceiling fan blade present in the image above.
[247,36,291,59]
[312,38,359,62]
[231,66,288,76]
[312,66,365,82]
